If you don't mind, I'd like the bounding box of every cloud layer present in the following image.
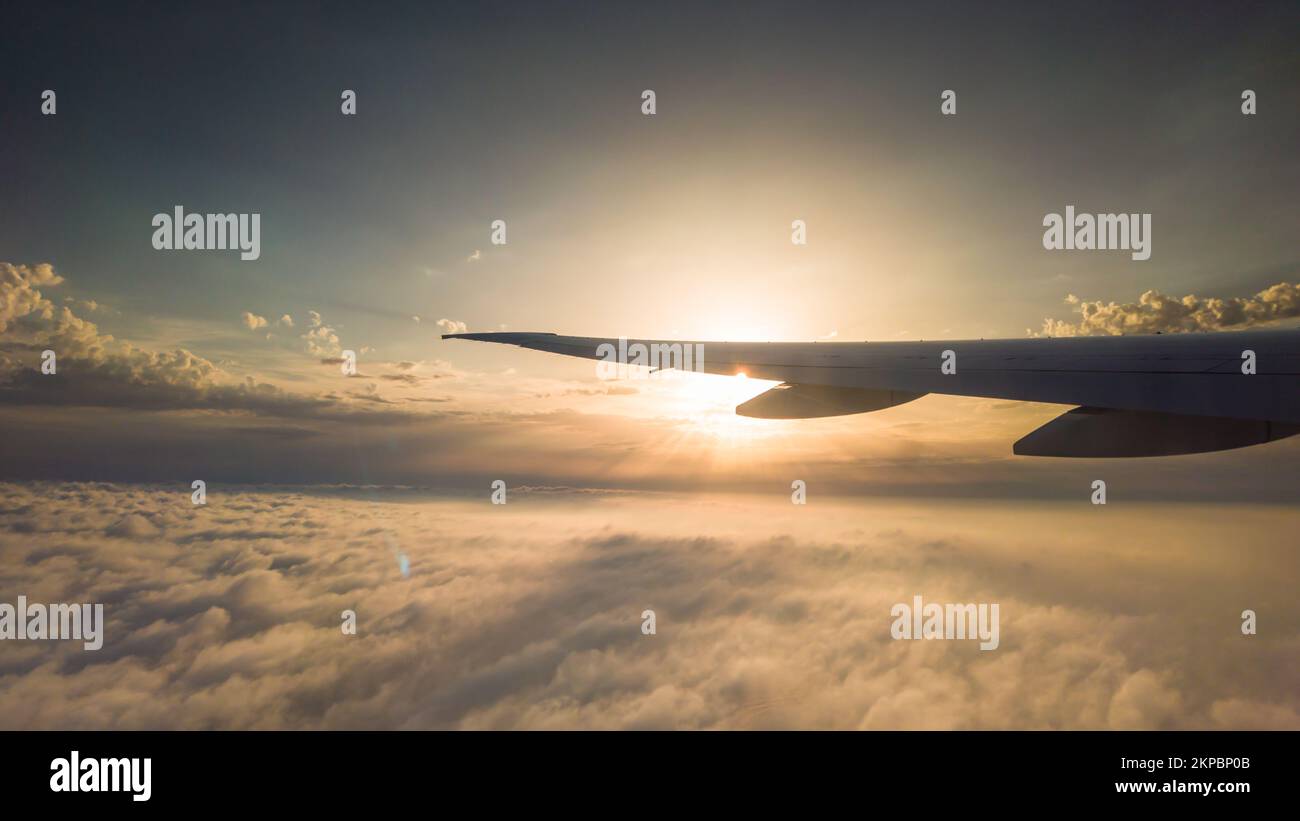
[0,483,1296,729]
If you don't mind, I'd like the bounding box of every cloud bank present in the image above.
[0,483,1296,729]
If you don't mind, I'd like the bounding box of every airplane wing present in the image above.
[442,329,1300,457]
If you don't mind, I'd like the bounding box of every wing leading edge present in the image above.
[443,329,1300,457]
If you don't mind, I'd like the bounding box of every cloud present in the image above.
[0,263,63,334]
[285,309,346,357]
[380,374,421,385]
[1,262,227,399]
[549,385,640,397]
[0,483,1296,729]
[1106,669,1183,729]
[65,298,104,314]
[301,324,342,357]
[436,318,468,334]
[1036,281,1300,336]
[0,262,352,417]
[106,514,161,540]
[241,305,355,360]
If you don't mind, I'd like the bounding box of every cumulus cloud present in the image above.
[237,307,349,360]
[436,318,468,335]
[0,484,1296,729]
[1036,281,1300,336]
[295,309,345,357]
[1,262,228,399]
[0,262,354,416]
[242,306,352,359]
[65,297,104,314]
[301,324,342,357]
[0,263,63,333]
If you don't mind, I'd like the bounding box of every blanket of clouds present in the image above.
[0,482,1296,729]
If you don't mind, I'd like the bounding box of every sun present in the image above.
[673,370,759,409]
[649,370,777,436]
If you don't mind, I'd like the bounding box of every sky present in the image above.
[0,0,1298,729]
